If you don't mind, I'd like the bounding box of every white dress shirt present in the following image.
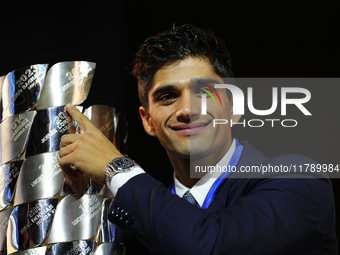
[173,139,236,206]
[110,139,236,203]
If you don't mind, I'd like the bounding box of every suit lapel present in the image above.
[168,141,268,211]
[205,141,268,210]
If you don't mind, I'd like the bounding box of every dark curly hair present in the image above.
[132,24,233,109]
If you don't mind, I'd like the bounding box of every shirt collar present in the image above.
[174,139,236,207]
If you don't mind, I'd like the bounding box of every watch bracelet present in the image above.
[104,156,139,188]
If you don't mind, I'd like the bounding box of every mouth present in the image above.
[170,121,210,135]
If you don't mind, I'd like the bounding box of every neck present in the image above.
[167,155,200,188]
[167,139,232,189]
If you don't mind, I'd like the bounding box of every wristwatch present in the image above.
[104,156,138,187]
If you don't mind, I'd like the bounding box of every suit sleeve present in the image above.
[108,159,336,255]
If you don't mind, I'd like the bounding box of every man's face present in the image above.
[139,57,240,163]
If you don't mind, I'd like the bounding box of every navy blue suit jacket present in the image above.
[109,142,338,254]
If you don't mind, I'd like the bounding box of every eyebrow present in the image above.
[151,85,177,99]
[192,78,222,86]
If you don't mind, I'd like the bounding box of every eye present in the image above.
[195,87,213,96]
[158,94,177,103]
[159,94,173,100]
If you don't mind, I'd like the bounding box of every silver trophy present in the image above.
[0,62,127,255]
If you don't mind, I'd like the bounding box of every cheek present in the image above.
[220,104,233,119]
[152,106,175,123]
[212,125,231,147]
[150,112,167,133]
[210,106,231,120]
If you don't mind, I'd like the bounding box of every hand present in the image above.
[59,104,123,185]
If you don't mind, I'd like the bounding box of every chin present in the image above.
[188,147,211,159]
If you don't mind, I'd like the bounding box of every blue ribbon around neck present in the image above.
[171,138,244,209]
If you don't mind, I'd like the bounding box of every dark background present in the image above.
[1,0,339,243]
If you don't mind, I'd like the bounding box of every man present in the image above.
[59,25,337,254]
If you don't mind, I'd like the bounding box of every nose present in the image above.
[176,91,199,121]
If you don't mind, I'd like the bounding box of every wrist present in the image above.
[104,155,138,188]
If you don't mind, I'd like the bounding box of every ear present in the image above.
[139,106,157,137]
[229,96,243,125]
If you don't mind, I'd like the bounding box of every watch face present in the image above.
[112,157,134,169]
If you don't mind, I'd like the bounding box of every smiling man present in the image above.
[139,57,239,188]
[59,25,337,254]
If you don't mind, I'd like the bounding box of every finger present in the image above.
[65,104,96,133]
[59,162,79,180]
[65,108,77,134]
[59,140,76,159]
[59,150,84,181]
[60,134,81,148]
[68,120,78,134]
